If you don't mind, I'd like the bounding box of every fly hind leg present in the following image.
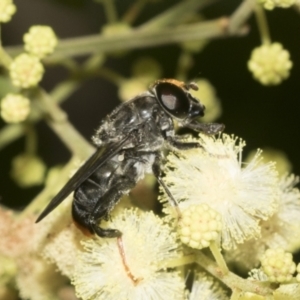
[88,176,136,238]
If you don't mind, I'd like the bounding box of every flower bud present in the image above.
[1,93,30,123]
[261,248,296,282]
[9,54,44,88]
[11,154,46,187]
[0,0,16,23]
[248,43,292,85]
[179,204,222,249]
[24,25,58,59]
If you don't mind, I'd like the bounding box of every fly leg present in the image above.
[167,136,202,150]
[167,135,228,159]
[88,176,136,238]
[184,122,224,135]
[152,153,182,219]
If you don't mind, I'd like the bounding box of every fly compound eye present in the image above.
[155,82,190,119]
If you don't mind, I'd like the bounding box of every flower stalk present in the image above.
[254,2,271,45]
[209,241,229,275]
[195,252,274,296]
[5,18,248,62]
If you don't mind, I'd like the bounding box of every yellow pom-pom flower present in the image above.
[273,283,300,299]
[1,93,30,123]
[190,272,228,300]
[0,0,16,23]
[258,0,296,10]
[248,43,292,85]
[179,204,222,249]
[246,147,292,176]
[24,25,58,59]
[72,209,185,300]
[10,154,46,187]
[9,53,44,88]
[225,174,300,271]
[260,248,296,282]
[161,134,278,250]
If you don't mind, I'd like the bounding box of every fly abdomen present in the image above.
[72,158,120,235]
[72,154,140,237]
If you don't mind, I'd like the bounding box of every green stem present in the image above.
[32,88,94,159]
[50,79,81,103]
[47,57,79,72]
[0,26,12,68]
[47,119,94,159]
[95,67,124,85]
[24,123,37,155]
[160,254,196,269]
[122,0,148,24]
[101,0,118,23]
[0,46,13,68]
[0,124,23,151]
[175,51,193,81]
[209,241,229,274]
[32,88,68,122]
[139,0,217,31]
[195,252,274,296]
[230,290,242,300]
[6,18,248,61]
[83,53,105,73]
[254,2,271,45]
[228,0,255,34]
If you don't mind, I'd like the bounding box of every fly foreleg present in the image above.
[166,136,203,150]
[152,154,182,219]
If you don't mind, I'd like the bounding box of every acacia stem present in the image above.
[254,2,271,45]
[195,252,274,296]
[6,18,248,61]
[209,241,229,274]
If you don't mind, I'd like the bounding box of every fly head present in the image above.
[152,79,224,135]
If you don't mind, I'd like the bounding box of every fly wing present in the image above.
[36,136,132,223]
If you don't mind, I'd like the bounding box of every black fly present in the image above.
[36,79,224,238]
